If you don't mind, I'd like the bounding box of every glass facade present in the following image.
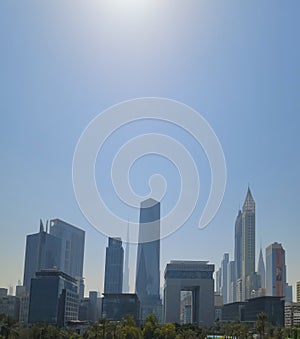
[104,237,124,294]
[266,242,286,297]
[234,210,242,281]
[101,294,140,324]
[49,219,85,279]
[241,188,256,301]
[23,229,61,292]
[136,199,160,304]
[28,270,79,326]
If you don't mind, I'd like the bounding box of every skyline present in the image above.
[0,1,299,301]
[2,188,298,301]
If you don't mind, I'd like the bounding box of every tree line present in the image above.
[1,312,299,339]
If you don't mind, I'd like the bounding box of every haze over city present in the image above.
[0,0,299,303]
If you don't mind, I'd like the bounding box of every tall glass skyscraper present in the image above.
[23,221,61,292]
[257,248,266,289]
[49,219,85,298]
[49,219,85,279]
[221,253,229,304]
[241,187,256,300]
[104,237,124,294]
[234,209,242,281]
[135,198,161,321]
[266,242,286,297]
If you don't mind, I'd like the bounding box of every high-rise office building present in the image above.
[221,253,229,304]
[49,219,85,278]
[241,188,256,300]
[28,270,79,327]
[49,219,85,298]
[164,261,215,327]
[266,242,286,298]
[135,198,161,321]
[234,209,243,281]
[23,221,61,292]
[215,268,222,294]
[227,260,236,303]
[104,237,124,294]
[123,224,130,293]
[297,282,300,303]
[257,248,266,289]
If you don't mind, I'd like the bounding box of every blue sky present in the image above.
[0,1,299,298]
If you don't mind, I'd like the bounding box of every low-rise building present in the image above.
[28,270,79,327]
[222,296,284,327]
[285,302,300,328]
[101,293,140,324]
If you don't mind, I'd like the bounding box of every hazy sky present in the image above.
[0,1,299,299]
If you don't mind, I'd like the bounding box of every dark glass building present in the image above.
[266,242,286,297]
[104,237,124,294]
[222,296,284,327]
[28,270,79,327]
[101,293,140,324]
[49,219,85,298]
[23,221,61,292]
[234,210,242,281]
[135,199,161,322]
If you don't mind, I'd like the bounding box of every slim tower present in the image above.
[49,219,85,299]
[257,247,266,289]
[104,237,124,294]
[23,220,61,292]
[135,198,161,321]
[234,210,243,281]
[221,253,229,304]
[241,187,256,301]
[266,242,286,297]
[123,224,130,293]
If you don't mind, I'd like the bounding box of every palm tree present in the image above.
[255,312,268,339]
[0,315,19,339]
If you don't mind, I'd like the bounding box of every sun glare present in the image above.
[100,0,154,19]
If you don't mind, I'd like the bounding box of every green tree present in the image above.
[159,323,176,339]
[232,322,249,339]
[84,319,107,339]
[0,315,19,339]
[142,314,159,339]
[255,312,269,339]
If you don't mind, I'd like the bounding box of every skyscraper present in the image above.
[241,187,256,300]
[234,210,242,281]
[135,198,161,321]
[297,282,300,303]
[49,219,85,278]
[23,221,61,292]
[266,242,286,298]
[49,219,85,299]
[257,247,266,289]
[123,224,130,293]
[227,260,236,303]
[221,253,229,304]
[104,237,124,294]
[215,268,222,294]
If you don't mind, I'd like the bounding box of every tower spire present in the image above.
[243,186,255,212]
[123,222,130,293]
[39,219,44,233]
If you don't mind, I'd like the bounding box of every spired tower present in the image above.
[241,187,256,301]
[257,247,266,289]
